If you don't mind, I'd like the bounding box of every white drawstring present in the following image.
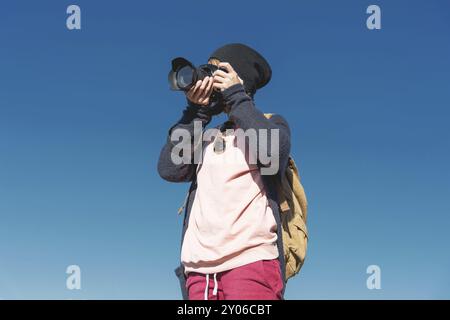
[204,273,218,300]
[204,274,210,300]
[213,273,218,296]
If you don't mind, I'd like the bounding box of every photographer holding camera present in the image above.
[158,43,291,300]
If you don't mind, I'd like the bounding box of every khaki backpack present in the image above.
[264,113,308,281]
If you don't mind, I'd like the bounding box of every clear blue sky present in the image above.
[1,0,449,299]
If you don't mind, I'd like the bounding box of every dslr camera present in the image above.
[168,57,227,105]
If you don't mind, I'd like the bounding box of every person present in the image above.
[158,43,291,300]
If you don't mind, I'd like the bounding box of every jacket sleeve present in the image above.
[157,101,211,183]
[222,83,291,175]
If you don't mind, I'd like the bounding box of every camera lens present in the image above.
[176,65,195,90]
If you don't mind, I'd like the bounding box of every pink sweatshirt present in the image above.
[181,128,279,275]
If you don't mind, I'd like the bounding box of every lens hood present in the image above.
[168,57,196,91]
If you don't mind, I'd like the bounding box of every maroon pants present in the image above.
[186,259,284,300]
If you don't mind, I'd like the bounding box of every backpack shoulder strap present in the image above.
[263,112,290,211]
